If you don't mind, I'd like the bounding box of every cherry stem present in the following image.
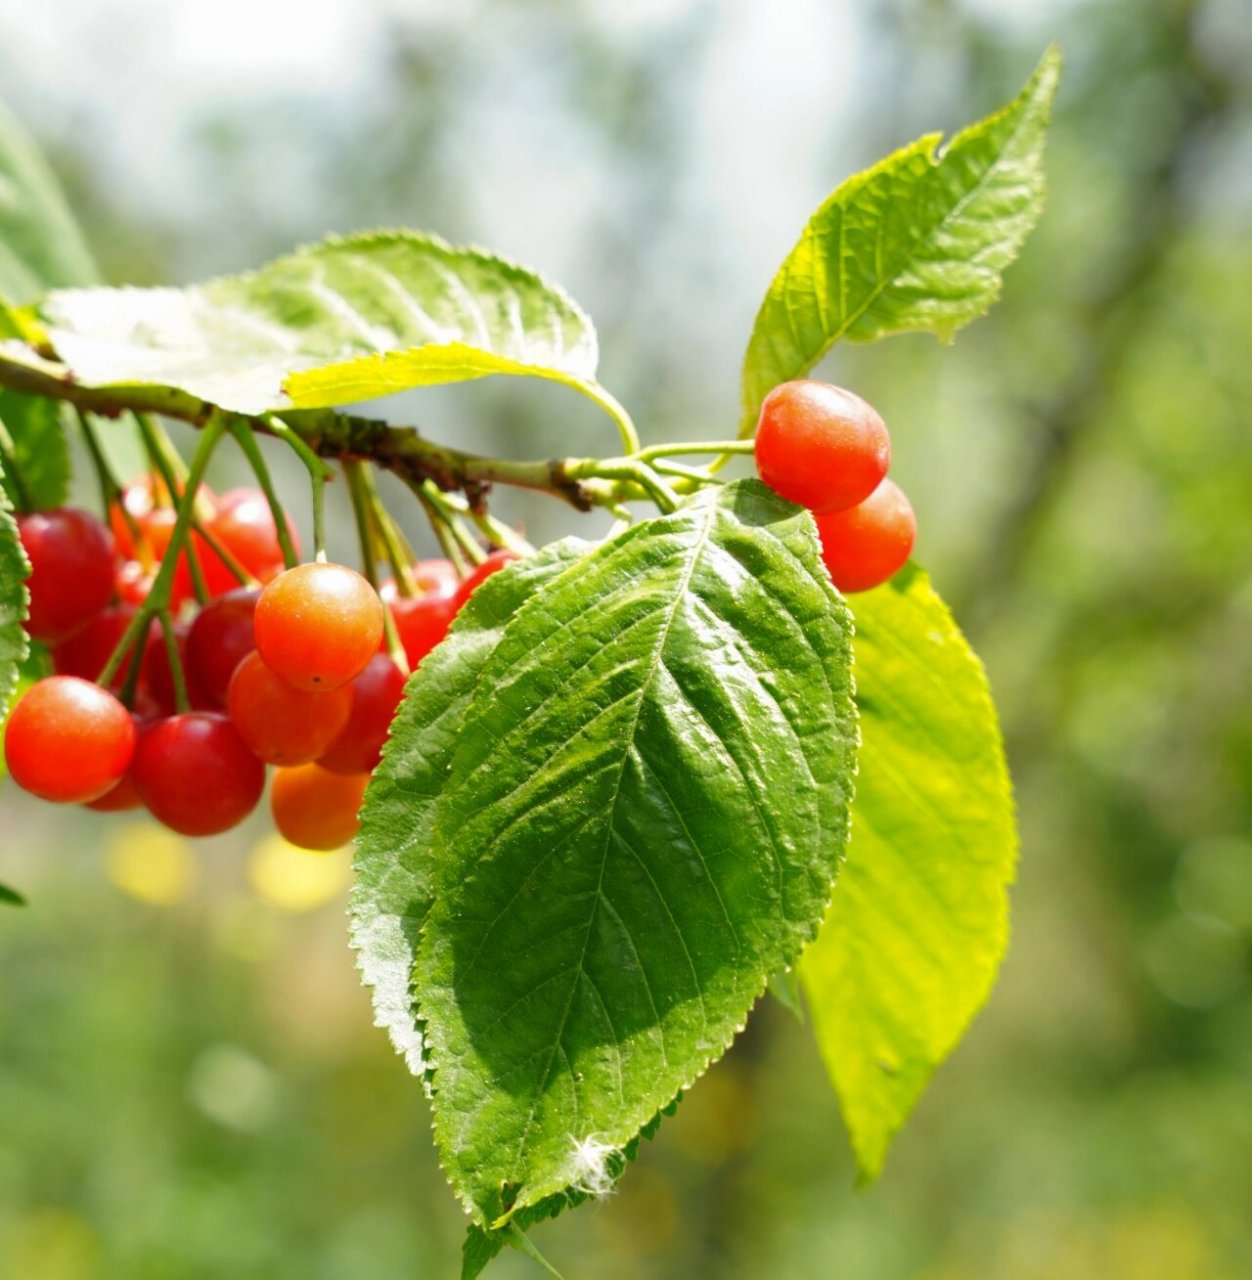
[358,466,420,595]
[413,484,468,575]
[229,418,300,570]
[99,412,229,690]
[262,415,332,562]
[418,481,486,567]
[0,415,34,511]
[343,460,409,672]
[424,486,535,557]
[156,609,190,714]
[636,440,754,460]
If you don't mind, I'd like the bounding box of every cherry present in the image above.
[226,651,354,765]
[813,477,916,593]
[318,654,406,775]
[754,380,891,515]
[410,559,459,598]
[452,550,521,612]
[143,621,213,714]
[85,770,143,813]
[132,712,264,836]
[383,588,456,668]
[52,604,143,685]
[4,676,136,803]
[254,563,384,692]
[185,587,260,705]
[270,763,369,851]
[17,507,116,642]
[201,487,297,594]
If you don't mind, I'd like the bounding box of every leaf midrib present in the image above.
[505,505,716,1201]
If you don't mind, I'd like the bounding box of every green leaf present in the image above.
[0,98,99,303]
[417,480,856,1224]
[740,46,1059,431]
[0,449,29,722]
[0,394,70,511]
[0,882,25,907]
[460,1100,677,1279]
[35,231,610,419]
[352,537,594,1082]
[798,565,1016,1182]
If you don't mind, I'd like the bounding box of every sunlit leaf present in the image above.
[416,481,856,1223]
[799,565,1015,1181]
[741,47,1059,430]
[34,231,610,420]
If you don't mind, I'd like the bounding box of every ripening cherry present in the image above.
[382,587,456,668]
[254,563,384,692]
[813,477,917,593]
[754,380,891,515]
[4,676,136,803]
[410,559,459,598]
[132,712,265,836]
[17,507,116,642]
[317,654,406,775]
[226,651,354,765]
[53,604,143,686]
[200,487,298,594]
[85,770,143,813]
[452,549,521,612]
[185,587,260,705]
[270,762,370,851]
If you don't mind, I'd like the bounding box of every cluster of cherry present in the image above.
[753,380,916,592]
[4,482,514,846]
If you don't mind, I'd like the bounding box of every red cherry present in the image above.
[270,763,369,851]
[226,651,354,765]
[383,588,456,668]
[143,621,213,714]
[317,654,406,775]
[17,507,116,642]
[200,487,298,594]
[85,771,143,812]
[186,588,260,705]
[52,604,142,685]
[132,712,265,836]
[410,559,459,598]
[452,550,521,612]
[4,676,136,803]
[755,380,891,514]
[813,477,916,593]
[254,563,384,692]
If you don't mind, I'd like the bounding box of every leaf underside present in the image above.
[740,46,1059,431]
[33,230,603,416]
[798,565,1016,1181]
[409,481,856,1224]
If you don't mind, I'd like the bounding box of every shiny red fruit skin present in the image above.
[143,621,213,714]
[53,605,142,686]
[452,550,521,612]
[4,676,137,803]
[186,588,261,705]
[385,591,456,668]
[132,712,265,836]
[270,763,369,851]
[85,771,143,812]
[754,381,891,515]
[201,488,298,595]
[17,507,116,642]
[226,651,354,765]
[254,563,384,692]
[318,654,406,774]
[813,477,917,594]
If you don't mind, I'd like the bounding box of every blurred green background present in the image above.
[2,0,1251,1276]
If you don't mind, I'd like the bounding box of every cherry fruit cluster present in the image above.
[4,480,518,848]
[753,380,916,592]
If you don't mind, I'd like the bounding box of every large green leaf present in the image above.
[33,231,608,418]
[0,99,99,303]
[740,47,1059,431]
[352,537,593,1082]
[0,450,30,720]
[416,480,856,1224]
[798,565,1016,1181]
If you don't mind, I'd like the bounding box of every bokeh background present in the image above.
[1,0,1250,1276]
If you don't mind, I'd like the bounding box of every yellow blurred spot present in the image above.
[103,822,197,905]
[5,1207,99,1280]
[248,833,351,912]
